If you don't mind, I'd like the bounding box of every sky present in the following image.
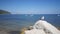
[0,0,60,14]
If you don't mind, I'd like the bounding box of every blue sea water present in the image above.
[0,14,60,31]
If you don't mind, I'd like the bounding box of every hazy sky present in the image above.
[0,0,60,14]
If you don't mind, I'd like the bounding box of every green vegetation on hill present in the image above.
[0,10,11,14]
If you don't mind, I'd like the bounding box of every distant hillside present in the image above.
[0,10,11,14]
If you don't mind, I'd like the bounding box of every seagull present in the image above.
[41,16,44,20]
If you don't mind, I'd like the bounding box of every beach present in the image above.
[0,27,60,34]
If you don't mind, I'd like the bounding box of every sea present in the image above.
[0,14,60,31]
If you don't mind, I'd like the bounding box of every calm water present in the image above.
[0,14,60,31]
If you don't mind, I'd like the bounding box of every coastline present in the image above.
[0,27,60,34]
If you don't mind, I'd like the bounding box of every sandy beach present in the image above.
[0,27,59,34]
[0,28,20,34]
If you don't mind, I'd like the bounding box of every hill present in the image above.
[0,10,11,14]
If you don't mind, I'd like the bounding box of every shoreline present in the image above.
[0,27,60,34]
